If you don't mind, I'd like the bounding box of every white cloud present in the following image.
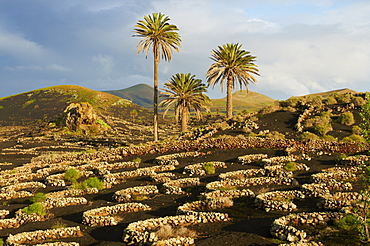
[92,55,115,74]
[0,27,51,62]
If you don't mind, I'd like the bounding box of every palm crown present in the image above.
[160,73,211,132]
[206,43,259,118]
[207,43,259,91]
[133,13,181,61]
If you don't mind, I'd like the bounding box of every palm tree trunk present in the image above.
[181,106,187,132]
[226,76,233,119]
[153,46,159,141]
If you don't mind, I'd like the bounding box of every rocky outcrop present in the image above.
[58,102,108,134]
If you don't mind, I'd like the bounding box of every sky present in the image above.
[0,0,370,100]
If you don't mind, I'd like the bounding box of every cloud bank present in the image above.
[0,0,369,100]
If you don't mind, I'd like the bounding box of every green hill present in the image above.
[0,85,151,126]
[211,90,275,114]
[104,84,156,108]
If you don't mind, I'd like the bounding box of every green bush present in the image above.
[280,97,299,108]
[51,221,67,229]
[351,96,366,107]
[64,168,81,183]
[284,162,297,171]
[342,134,366,143]
[336,93,352,104]
[339,112,355,126]
[30,193,47,203]
[314,123,333,136]
[85,177,105,190]
[300,132,320,141]
[132,157,142,164]
[311,96,323,107]
[322,135,337,141]
[72,177,105,190]
[22,202,47,216]
[352,125,362,135]
[202,162,216,175]
[334,214,361,232]
[324,96,337,105]
[337,153,347,161]
[0,238,3,246]
[265,131,285,139]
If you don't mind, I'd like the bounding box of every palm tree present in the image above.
[160,73,211,132]
[133,13,181,141]
[206,43,259,119]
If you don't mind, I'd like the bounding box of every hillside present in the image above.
[211,90,275,114]
[104,84,156,109]
[292,88,357,99]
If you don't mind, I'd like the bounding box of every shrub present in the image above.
[337,153,347,161]
[64,168,81,183]
[339,112,355,126]
[259,102,281,114]
[314,123,333,136]
[30,193,47,203]
[311,96,323,107]
[72,177,105,190]
[132,157,141,164]
[284,162,297,171]
[155,225,197,240]
[322,135,337,141]
[51,221,67,229]
[280,97,299,108]
[96,119,110,129]
[300,132,320,141]
[265,131,285,139]
[22,202,47,216]
[202,162,215,175]
[85,177,105,190]
[0,238,3,246]
[351,96,366,107]
[342,134,366,143]
[334,214,361,232]
[219,186,237,191]
[334,93,350,104]
[352,125,362,135]
[324,96,337,105]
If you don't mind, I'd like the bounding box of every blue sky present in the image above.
[0,0,369,100]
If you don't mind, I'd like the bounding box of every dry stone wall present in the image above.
[122,212,230,245]
[254,190,305,212]
[113,185,159,202]
[82,203,151,227]
[270,212,343,243]
[183,161,227,176]
[6,226,82,246]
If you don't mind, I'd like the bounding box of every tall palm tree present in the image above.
[133,13,181,141]
[206,43,259,119]
[160,73,211,132]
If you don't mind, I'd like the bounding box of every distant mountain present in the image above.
[0,85,151,126]
[104,84,156,108]
[211,90,275,114]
